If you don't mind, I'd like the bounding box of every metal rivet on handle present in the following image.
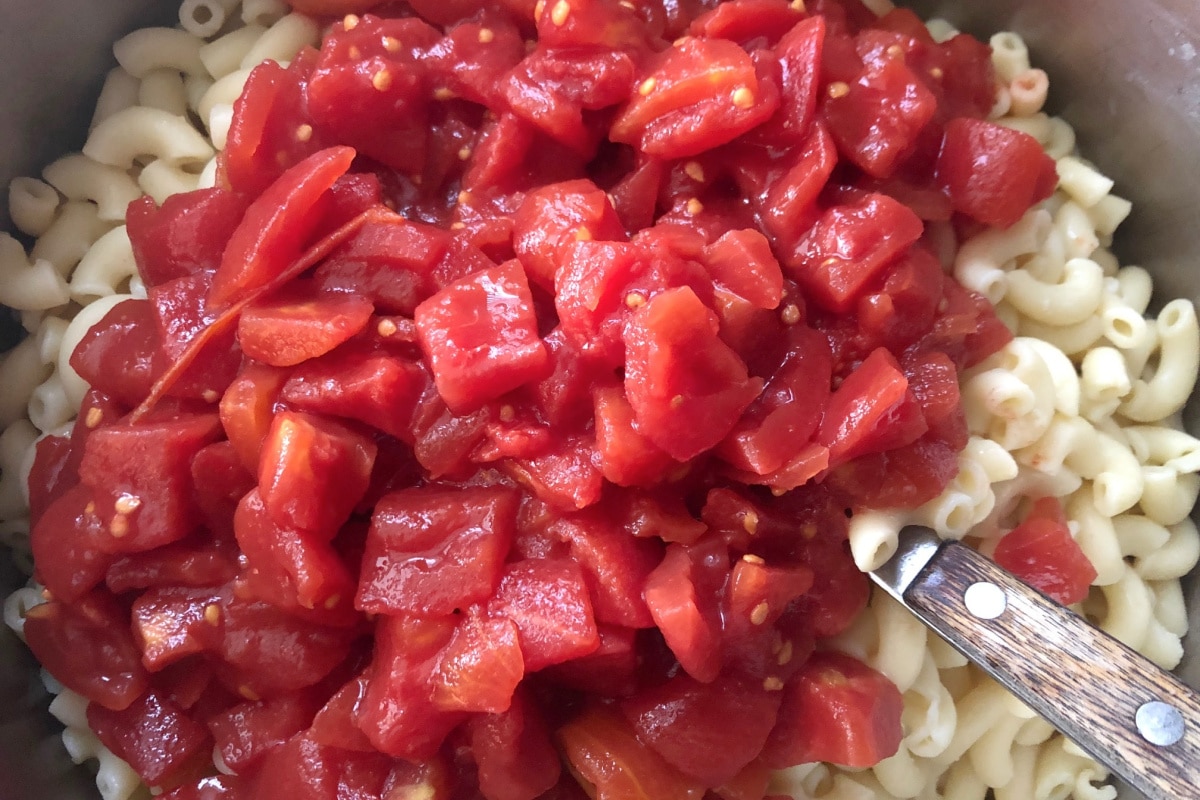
[1136,701,1186,746]
[964,581,1007,620]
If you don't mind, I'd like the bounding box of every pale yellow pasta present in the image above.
[872,745,926,798]
[1098,298,1149,353]
[991,744,1037,800]
[848,509,905,572]
[30,201,113,276]
[1041,117,1077,161]
[1035,739,1116,800]
[0,335,51,428]
[1053,156,1112,209]
[137,69,189,116]
[208,103,236,151]
[239,12,321,69]
[989,32,1030,83]
[1065,491,1124,586]
[198,68,253,126]
[8,177,62,237]
[1085,194,1132,238]
[968,712,1028,789]
[69,225,137,298]
[1147,463,1199,520]
[912,486,978,539]
[241,0,290,28]
[1121,299,1200,422]
[1052,201,1099,261]
[953,209,1050,304]
[939,760,989,800]
[899,654,956,758]
[1094,567,1155,651]
[198,156,221,190]
[0,234,71,311]
[95,749,142,800]
[180,0,240,38]
[1112,513,1170,557]
[1112,266,1153,314]
[964,338,1057,451]
[1132,517,1200,581]
[1005,258,1105,327]
[185,73,216,116]
[137,159,203,205]
[41,154,142,224]
[1017,313,1104,356]
[932,680,1014,769]
[923,18,959,44]
[199,24,269,79]
[113,27,206,78]
[0,421,38,521]
[1008,68,1048,118]
[91,67,141,131]
[1078,346,1130,408]
[996,112,1052,145]
[1150,579,1189,637]
[1022,339,1080,416]
[29,374,74,434]
[83,106,216,170]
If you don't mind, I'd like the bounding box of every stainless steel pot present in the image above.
[1,1,1197,797]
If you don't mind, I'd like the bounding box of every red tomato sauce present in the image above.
[24,1,1059,797]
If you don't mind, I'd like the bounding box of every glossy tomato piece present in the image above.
[687,0,804,47]
[356,485,518,616]
[131,586,225,670]
[937,117,1058,229]
[309,674,375,752]
[234,490,359,615]
[359,615,465,760]
[752,15,826,146]
[701,228,784,310]
[488,558,600,672]
[621,671,784,786]
[786,193,924,313]
[127,188,249,287]
[79,412,223,553]
[762,652,903,769]
[190,441,257,535]
[611,37,779,158]
[542,624,640,697]
[425,12,525,111]
[817,347,928,466]
[592,384,675,487]
[469,687,562,800]
[307,16,436,174]
[246,733,394,800]
[558,704,705,800]
[160,776,244,800]
[623,286,763,461]
[759,122,839,247]
[219,362,291,473]
[415,260,548,413]
[430,612,523,714]
[643,542,726,683]
[27,434,77,528]
[106,534,239,595]
[208,690,322,774]
[87,688,212,785]
[30,483,111,602]
[211,146,356,309]
[994,501,1097,605]
[512,179,627,289]
[149,272,244,401]
[69,299,167,407]
[23,592,149,710]
[257,411,377,538]
[238,286,374,367]
[281,348,431,443]
[555,511,661,628]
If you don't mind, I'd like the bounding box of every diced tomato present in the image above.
[69,299,167,407]
[624,287,763,461]
[245,733,395,800]
[358,615,465,760]
[27,435,77,528]
[106,536,238,595]
[257,411,377,538]
[469,687,562,800]
[621,672,783,786]
[431,612,524,714]
[310,674,375,752]
[131,586,225,670]
[285,0,388,17]
[762,652,903,769]
[488,558,600,672]
[88,689,212,785]
[160,776,243,800]
[701,229,784,309]
[357,485,518,616]
[592,384,675,487]
[753,15,826,145]
[786,193,924,313]
[208,691,321,774]
[415,261,549,413]
[642,543,725,683]
[612,37,780,158]
[219,363,291,474]
[688,0,804,47]
[425,13,525,111]
[31,483,111,602]
[817,347,928,466]
[211,146,356,309]
[79,413,223,553]
[542,625,640,696]
[937,117,1058,228]
[513,180,627,289]
[555,512,660,628]
[127,189,249,288]
[239,287,374,367]
[994,499,1097,605]
[190,441,258,535]
[23,592,149,710]
[558,704,705,800]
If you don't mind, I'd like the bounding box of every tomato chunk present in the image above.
[88,689,212,785]
[239,288,374,367]
[488,558,600,672]
[994,498,1097,605]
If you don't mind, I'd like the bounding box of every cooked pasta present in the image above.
[2,6,1198,800]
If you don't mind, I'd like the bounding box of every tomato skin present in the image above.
[937,117,1058,228]
[210,146,356,309]
[994,498,1097,605]
[762,652,903,769]
[23,593,149,711]
[219,363,291,474]
[415,261,549,414]
[357,485,518,617]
